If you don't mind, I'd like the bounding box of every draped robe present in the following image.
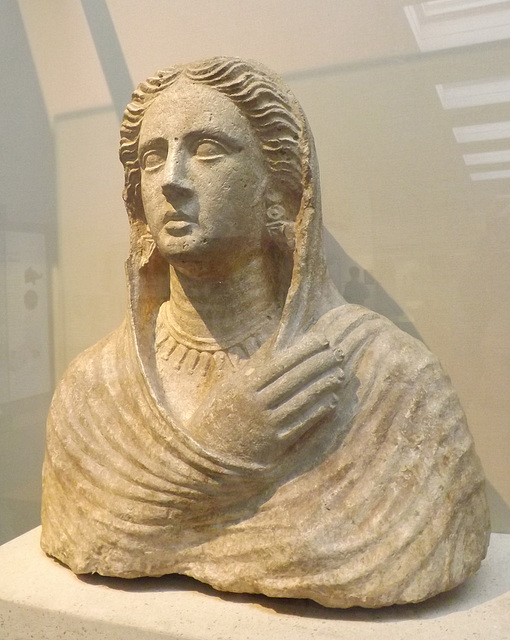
[41,88,489,608]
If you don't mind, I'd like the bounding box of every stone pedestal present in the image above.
[0,527,509,640]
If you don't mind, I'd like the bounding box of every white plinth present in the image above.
[0,527,509,640]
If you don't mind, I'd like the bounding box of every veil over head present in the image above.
[41,57,489,609]
[119,58,344,402]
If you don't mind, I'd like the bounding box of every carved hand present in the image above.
[185,332,344,470]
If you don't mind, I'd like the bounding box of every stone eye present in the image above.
[194,140,228,160]
[141,148,166,170]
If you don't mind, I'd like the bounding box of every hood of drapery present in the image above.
[122,59,345,429]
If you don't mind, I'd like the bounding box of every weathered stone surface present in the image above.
[3,528,510,640]
[41,57,490,608]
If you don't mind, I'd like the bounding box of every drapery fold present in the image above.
[41,59,489,607]
[41,303,489,606]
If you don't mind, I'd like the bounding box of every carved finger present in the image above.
[260,348,344,409]
[256,333,331,391]
[275,392,338,443]
[270,373,342,428]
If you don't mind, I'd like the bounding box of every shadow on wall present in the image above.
[323,228,423,343]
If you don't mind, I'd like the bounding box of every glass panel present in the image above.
[2,0,508,544]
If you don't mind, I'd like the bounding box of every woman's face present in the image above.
[139,78,271,276]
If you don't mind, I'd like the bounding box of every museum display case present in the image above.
[1,0,509,585]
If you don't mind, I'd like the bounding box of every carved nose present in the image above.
[161,152,193,200]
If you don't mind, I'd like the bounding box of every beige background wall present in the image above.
[2,0,508,543]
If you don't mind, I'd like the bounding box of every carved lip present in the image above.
[163,211,195,236]
[164,210,194,222]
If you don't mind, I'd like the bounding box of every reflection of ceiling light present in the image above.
[436,77,510,108]
[453,121,510,142]
[423,0,510,17]
[463,149,510,164]
[470,169,510,180]
[405,1,510,51]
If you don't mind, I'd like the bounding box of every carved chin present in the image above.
[159,233,260,263]
[155,233,200,259]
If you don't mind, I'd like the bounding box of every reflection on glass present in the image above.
[453,120,510,142]
[2,0,509,551]
[405,0,510,51]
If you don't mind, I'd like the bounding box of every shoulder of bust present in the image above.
[55,318,131,392]
[319,303,441,377]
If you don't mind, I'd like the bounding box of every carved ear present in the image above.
[138,228,156,267]
[265,204,296,251]
[266,203,287,222]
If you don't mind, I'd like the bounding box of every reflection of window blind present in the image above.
[463,150,510,165]
[436,77,510,109]
[423,0,510,17]
[405,1,510,51]
[453,121,510,143]
[470,169,510,180]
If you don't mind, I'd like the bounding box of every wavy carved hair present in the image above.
[119,57,303,226]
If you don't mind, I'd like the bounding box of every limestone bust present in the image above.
[41,57,490,608]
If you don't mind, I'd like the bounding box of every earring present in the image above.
[137,227,156,267]
[265,205,295,251]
